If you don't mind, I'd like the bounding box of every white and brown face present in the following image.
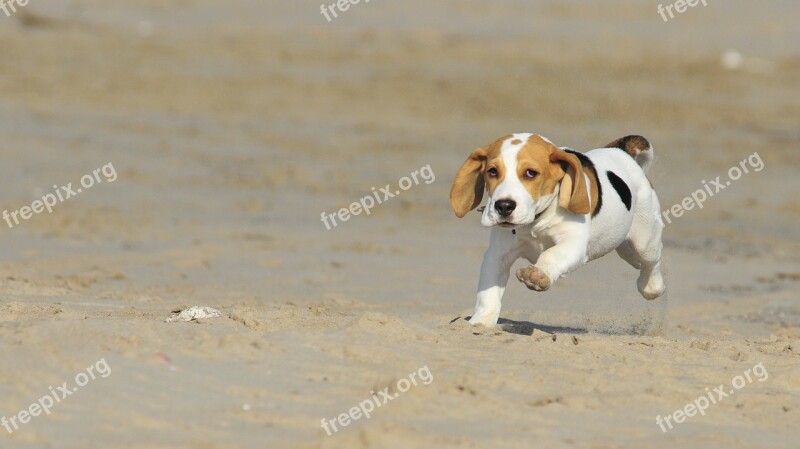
[449,133,591,227]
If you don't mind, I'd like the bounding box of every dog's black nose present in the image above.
[494,199,516,217]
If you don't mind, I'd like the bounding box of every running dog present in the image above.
[450,133,665,327]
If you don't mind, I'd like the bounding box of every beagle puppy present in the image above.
[450,133,665,327]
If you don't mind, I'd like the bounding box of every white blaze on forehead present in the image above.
[499,133,533,167]
[508,133,534,149]
[494,133,533,198]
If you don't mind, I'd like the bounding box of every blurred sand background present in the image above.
[0,0,799,448]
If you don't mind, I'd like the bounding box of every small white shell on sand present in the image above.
[721,50,775,74]
[721,50,743,70]
[165,306,222,323]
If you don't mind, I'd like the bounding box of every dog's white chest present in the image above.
[514,230,555,261]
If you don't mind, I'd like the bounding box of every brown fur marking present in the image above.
[604,135,650,159]
[449,135,511,217]
[582,164,601,216]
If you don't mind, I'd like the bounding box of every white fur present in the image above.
[469,135,665,327]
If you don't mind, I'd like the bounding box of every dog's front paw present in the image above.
[516,266,551,291]
[468,315,497,328]
[468,310,499,327]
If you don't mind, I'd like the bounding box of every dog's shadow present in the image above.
[497,317,588,336]
[452,316,588,336]
[453,316,660,336]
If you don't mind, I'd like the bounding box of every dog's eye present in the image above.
[487,168,499,177]
[524,169,538,179]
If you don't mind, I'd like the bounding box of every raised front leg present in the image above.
[469,229,518,327]
[517,223,589,291]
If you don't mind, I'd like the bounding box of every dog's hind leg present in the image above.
[621,189,666,300]
[616,241,642,269]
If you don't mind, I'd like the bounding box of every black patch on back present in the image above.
[606,171,632,211]
[563,148,602,217]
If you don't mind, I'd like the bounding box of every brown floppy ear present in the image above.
[550,149,591,215]
[449,147,487,218]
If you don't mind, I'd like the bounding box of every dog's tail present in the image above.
[604,135,654,174]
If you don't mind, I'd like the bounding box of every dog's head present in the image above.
[449,133,591,227]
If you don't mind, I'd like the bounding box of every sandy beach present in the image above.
[0,0,798,448]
